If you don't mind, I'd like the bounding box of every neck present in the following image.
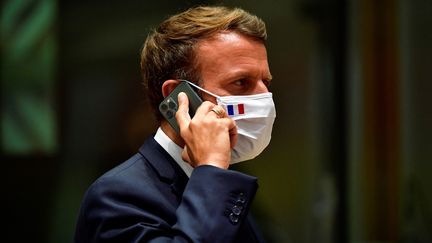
[160,121,185,147]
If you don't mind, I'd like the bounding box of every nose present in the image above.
[254,80,269,94]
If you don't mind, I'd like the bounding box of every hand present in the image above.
[176,92,237,169]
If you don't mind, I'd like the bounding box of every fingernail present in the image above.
[178,92,186,100]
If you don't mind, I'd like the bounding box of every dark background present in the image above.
[2,0,431,242]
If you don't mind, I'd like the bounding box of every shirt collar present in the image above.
[154,127,194,177]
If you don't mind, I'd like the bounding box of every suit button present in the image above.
[232,205,242,215]
[229,212,239,224]
[236,193,246,204]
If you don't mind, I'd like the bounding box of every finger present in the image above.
[176,92,191,130]
[193,101,216,120]
[209,105,226,118]
[227,119,238,148]
[216,117,238,148]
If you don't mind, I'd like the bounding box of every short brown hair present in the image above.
[140,6,267,121]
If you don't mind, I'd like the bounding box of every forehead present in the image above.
[197,31,266,56]
[194,31,269,80]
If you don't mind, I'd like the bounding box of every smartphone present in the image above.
[159,81,203,134]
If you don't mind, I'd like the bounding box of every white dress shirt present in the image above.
[154,127,194,177]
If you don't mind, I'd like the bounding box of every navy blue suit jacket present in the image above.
[74,136,264,242]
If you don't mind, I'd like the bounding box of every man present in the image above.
[75,6,276,243]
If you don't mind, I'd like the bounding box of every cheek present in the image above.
[200,93,218,104]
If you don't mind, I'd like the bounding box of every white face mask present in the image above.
[185,81,276,164]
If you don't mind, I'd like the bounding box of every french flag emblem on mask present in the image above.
[226,104,245,116]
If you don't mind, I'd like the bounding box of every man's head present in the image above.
[140,6,268,121]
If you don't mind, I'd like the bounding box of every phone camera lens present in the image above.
[168,101,177,109]
[166,110,174,119]
[160,104,168,111]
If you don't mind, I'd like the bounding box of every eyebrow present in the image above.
[221,70,273,82]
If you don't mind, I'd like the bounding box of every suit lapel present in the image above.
[138,136,189,197]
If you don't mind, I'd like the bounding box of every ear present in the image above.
[161,79,181,98]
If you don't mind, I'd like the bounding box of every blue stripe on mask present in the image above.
[227,105,234,116]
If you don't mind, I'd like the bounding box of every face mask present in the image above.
[185,81,276,164]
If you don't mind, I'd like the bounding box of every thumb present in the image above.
[176,92,191,131]
[181,146,192,164]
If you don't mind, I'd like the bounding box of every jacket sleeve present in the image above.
[74,165,258,243]
[173,165,258,242]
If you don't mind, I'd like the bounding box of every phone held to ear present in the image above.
[159,81,203,134]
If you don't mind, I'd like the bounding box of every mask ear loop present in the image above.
[178,79,220,99]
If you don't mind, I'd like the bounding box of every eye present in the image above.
[233,79,247,86]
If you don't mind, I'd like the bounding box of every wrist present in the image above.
[197,160,229,169]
